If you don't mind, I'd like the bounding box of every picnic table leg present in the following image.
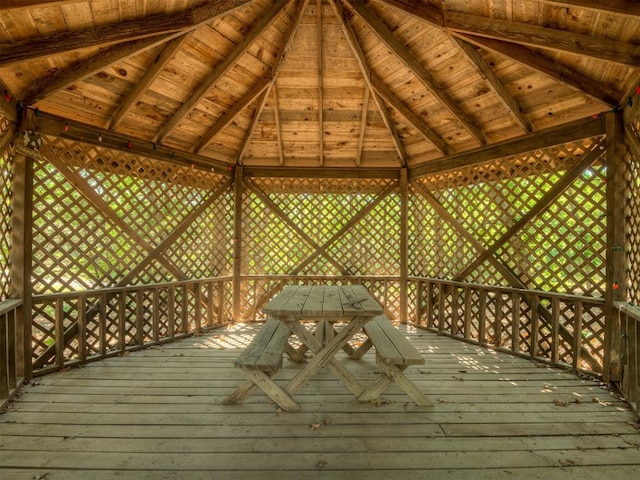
[284,316,370,396]
[359,361,433,407]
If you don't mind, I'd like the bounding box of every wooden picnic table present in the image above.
[263,284,383,400]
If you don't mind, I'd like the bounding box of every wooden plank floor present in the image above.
[1,324,639,479]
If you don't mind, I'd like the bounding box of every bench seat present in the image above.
[223,318,300,411]
[359,315,432,406]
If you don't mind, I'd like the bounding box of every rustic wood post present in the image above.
[232,166,244,322]
[10,108,34,381]
[604,110,627,383]
[399,168,408,324]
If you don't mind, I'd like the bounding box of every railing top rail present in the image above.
[615,301,640,321]
[0,298,24,316]
[33,276,234,302]
[407,276,606,304]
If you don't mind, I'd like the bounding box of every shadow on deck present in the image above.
[1,324,639,479]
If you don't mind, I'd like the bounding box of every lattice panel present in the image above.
[498,164,607,296]
[627,114,640,304]
[0,145,12,301]
[32,136,231,294]
[408,184,479,278]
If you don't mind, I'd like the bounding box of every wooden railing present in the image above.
[0,299,24,408]
[31,277,233,375]
[616,302,639,414]
[408,277,606,376]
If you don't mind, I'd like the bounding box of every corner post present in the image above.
[399,168,408,324]
[604,110,627,383]
[232,166,244,322]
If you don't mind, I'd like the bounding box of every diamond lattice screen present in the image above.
[628,113,640,305]
[32,136,233,294]
[238,177,400,319]
[0,116,13,301]
[410,137,607,296]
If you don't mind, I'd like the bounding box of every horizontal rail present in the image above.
[615,302,639,414]
[408,277,606,376]
[31,277,233,374]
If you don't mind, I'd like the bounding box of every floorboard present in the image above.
[1,324,638,479]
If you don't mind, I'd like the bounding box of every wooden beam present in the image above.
[236,0,309,165]
[374,0,443,27]
[532,0,640,19]
[106,32,193,130]
[317,0,325,166]
[272,87,285,166]
[455,145,605,280]
[409,115,605,178]
[452,36,534,134]
[445,11,640,68]
[243,166,400,178]
[194,75,272,154]
[344,0,488,146]
[454,34,621,107]
[232,166,244,321]
[0,0,254,67]
[155,0,290,143]
[0,1,81,10]
[329,0,407,165]
[399,168,408,323]
[22,33,178,105]
[356,88,369,166]
[34,110,233,173]
[371,73,450,155]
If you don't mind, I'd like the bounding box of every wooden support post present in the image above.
[10,114,34,381]
[604,110,627,383]
[399,168,408,323]
[232,166,244,322]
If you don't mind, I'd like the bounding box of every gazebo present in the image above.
[0,0,639,477]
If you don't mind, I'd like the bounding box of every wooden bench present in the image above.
[223,318,300,411]
[358,315,433,406]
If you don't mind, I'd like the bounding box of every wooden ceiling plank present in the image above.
[371,73,450,155]
[330,0,408,165]
[452,36,535,134]
[22,33,179,105]
[0,0,255,67]
[445,11,640,68]
[456,33,622,106]
[155,0,291,143]
[106,31,193,130]
[373,0,443,27]
[345,0,489,146]
[194,75,272,154]
[409,114,605,178]
[272,87,286,166]
[532,0,640,19]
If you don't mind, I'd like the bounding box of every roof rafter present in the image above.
[330,0,408,165]
[373,0,443,27]
[452,37,535,134]
[533,0,640,19]
[155,0,291,143]
[236,0,310,165]
[23,33,179,105]
[456,33,621,106]
[344,0,488,146]
[0,0,255,67]
[194,75,272,154]
[106,32,194,130]
[356,88,370,166]
[445,11,640,68]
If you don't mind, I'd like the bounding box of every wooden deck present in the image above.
[1,324,639,480]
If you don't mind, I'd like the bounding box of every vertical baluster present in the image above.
[135,290,144,346]
[511,292,520,353]
[551,297,560,364]
[78,293,86,362]
[426,281,434,330]
[55,298,64,368]
[572,300,583,370]
[194,282,202,333]
[494,292,503,348]
[451,284,459,336]
[207,281,214,328]
[217,281,225,325]
[437,282,445,335]
[99,293,107,357]
[463,286,472,339]
[7,309,16,389]
[181,285,189,333]
[478,289,487,345]
[416,280,423,327]
[0,312,8,398]
[153,287,160,343]
[118,292,126,352]
[530,294,540,359]
[167,285,175,339]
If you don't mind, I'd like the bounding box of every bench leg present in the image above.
[224,369,301,412]
[349,337,372,359]
[358,362,433,407]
